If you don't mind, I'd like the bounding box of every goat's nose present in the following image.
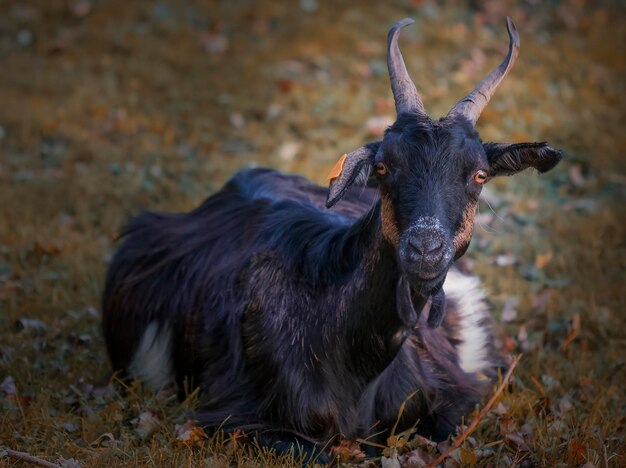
[408,236,444,264]
[409,237,443,256]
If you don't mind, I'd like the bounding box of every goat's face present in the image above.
[326,17,562,295]
[374,114,488,291]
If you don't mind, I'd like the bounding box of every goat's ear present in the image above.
[326,142,380,208]
[484,141,562,177]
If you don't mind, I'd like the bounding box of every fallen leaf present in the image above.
[498,415,518,438]
[229,113,245,130]
[518,325,530,353]
[496,254,517,267]
[493,402,508,416]
[266,103,283,120]
[558,396,573,414]
[531,289,551,314]
[541,374,560,391]
[501,297,519,322]
[277,142,301,162]
[90,432,117,448]
[0,376,16,395]
[330,439,365,464]
[387,434,408,449]
[501,335,516,354]
[402,448,429,467]
[199,32,228,54]
[14,318,48,336]
[63,422,77,433]
[57,456,81,468]
[5,393,30,406]
[535,251,553,269]
[382,453,401,468]
[174,420,206,447]
[33,242,63,255]
[70,1,92,18]
[504,432,529,452]
[132,410,160,438]
[276,79,294,93]
[459,446,479,466]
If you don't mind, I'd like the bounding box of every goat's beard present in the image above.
[403,262,451,329]
[396,266,450,330]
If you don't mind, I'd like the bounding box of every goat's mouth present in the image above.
[402,263,450,296]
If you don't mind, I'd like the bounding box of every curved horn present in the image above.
[387,18,425,116]
[447,17,520,125]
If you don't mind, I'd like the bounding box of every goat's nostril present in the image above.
[425,239,443,255]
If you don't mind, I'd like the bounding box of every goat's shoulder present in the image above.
[230,168,327,205]
[230,167,376,219]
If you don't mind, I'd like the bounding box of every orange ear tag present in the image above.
[326,154,347,181]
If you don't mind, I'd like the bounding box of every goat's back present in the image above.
[102,168,376,387]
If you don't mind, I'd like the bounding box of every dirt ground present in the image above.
[0,0,624,466]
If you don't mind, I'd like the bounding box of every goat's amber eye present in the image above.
[374,162,388,176]
[473,170,488,184]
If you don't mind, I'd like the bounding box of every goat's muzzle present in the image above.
[399,217,453,290]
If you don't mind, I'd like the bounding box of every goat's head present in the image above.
[327,17,562,295]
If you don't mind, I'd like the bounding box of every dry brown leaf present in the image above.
[5,393,30,406]
[330,439,366,464]
[90,432,116,448]
[33,242,63,255]
[535,251,553,269]
[174,420,206,447]
[498,415,517,438]
[459,447,478,466]
[402,448,432,467]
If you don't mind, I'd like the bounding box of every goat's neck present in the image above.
[337,201,426,380]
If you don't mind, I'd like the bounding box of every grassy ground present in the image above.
[0,0,624,466]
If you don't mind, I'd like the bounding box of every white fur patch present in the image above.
[443,270,491,374]
[129,321,173,390]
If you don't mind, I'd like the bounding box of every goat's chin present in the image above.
[401,261,453,296]
[403,265,450,296]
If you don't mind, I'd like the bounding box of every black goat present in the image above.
[103,17,561,460]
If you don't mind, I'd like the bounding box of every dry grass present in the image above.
[1,0,624,466]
